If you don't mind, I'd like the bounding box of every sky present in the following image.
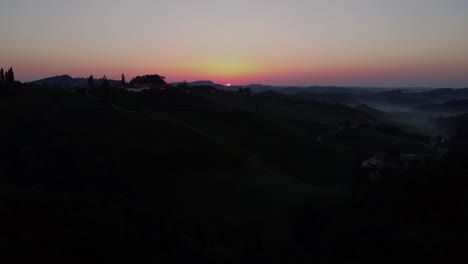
[1,0,468,87]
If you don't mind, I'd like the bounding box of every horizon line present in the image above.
[24,73,467,90]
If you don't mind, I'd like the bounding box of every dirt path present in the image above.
[316,127,345,142]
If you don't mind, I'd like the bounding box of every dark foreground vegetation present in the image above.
[1,77,467,263]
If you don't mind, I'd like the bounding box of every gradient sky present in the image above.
[1,0,468,87]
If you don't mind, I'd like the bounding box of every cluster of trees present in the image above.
[87,75,94,89]
[86,74,111,104]
[102,75,110,104]
[86,74,110,89]
[0,67,18,98]
[86,73,125,89]
[129,74,166,86]
[0,67,15,83]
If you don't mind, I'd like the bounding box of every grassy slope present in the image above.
[0,86,436,262]
[1,88,339,217]
[1,86,433,200]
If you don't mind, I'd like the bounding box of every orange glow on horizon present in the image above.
[7,55,468,88]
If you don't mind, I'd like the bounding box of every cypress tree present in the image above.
[8,67,14,82]
[88,75,94,88]
[102,75,109,87]
[0,68,4,82]
[6,68,11,82]
[102,75,110,104]
[5,69,9,82]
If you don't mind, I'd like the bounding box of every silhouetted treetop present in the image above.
[10,68,14,82]
[121,74,126,85]
[0,68,4,82]
[102,75,111,104]
[102,75,109,88]
[88,75,94,88]
[129,74,167,85]
[4,67,15,83]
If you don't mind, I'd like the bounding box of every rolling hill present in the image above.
[170,80,226,90]
[417,99,468,114]
[2,83,456,263]
[31,75,121,87]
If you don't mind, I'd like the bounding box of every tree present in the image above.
[121,73,126,86]
[4,67,15,83]
[102,75,110,104]
[102,75,109,88]
[88,75,94,89]
[8,67,14,82]
[129,75,166,86]
[1,67,17,98]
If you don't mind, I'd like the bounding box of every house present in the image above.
[125,87,151,93]
[124,83,173,93]
[362,153,386,183]
[132,83,173,90]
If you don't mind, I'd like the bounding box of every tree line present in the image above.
[0,67,15,83]
[86,73,125,89]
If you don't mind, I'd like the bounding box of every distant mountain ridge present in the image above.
[170,80,226,89]
[275,88,468,109]
[32,75,467,103]
[417,99,468,113]
[171,81,443,95]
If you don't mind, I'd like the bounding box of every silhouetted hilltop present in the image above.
[244,84,275,93]
[257,90,284,97]
[31,75,120,87]
[355,104,388,117]
[171,80,225,89]
[190,80,223,88]
[294,92,360,105]
[32,75,76,86]
[170,82,398,94]
[278,86,385,95]
[417,99,468,113]
[252,86,395,95]
[252,87,468,109]
[360,89,436,107]
[411,88,468,102]
[359,88,468,108]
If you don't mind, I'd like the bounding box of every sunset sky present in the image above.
[1,0,468,87]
